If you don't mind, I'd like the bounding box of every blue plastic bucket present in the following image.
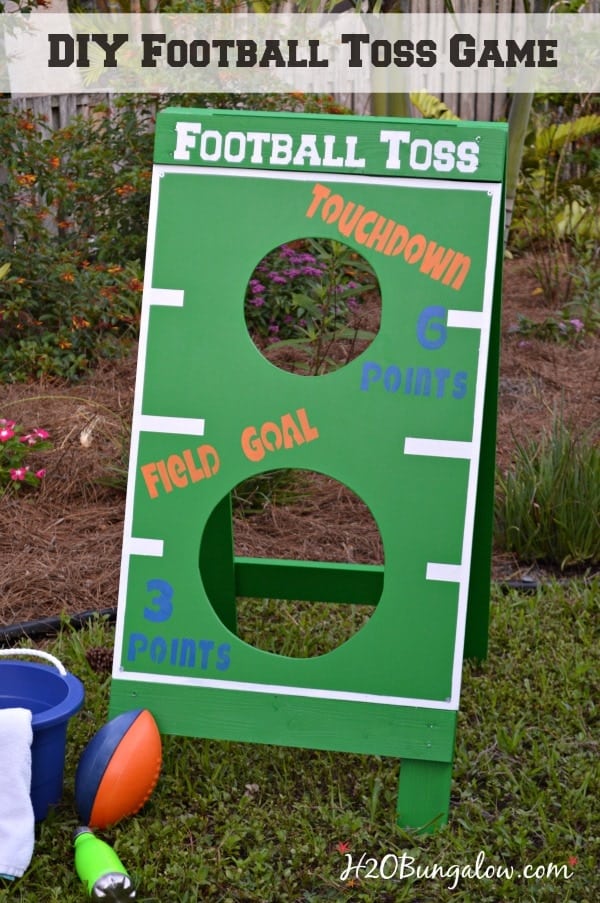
[0,650,85,821]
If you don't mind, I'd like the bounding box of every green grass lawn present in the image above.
[2,579,598,902]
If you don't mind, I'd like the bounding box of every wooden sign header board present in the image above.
[110,108,507,831]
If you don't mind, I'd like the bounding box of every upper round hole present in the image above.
[244,237,381,376]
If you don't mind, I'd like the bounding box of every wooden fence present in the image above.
[9,0,598,128]
[9,93,113,129]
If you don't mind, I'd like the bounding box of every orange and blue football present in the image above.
[75,709,162,828]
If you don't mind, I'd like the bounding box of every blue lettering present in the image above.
[360,361,381,391]
[127,632,148,662]
[417,305,447,350]
[435,368,451,397]
[383,365,401,392]
[144,578,174,622]
[179,638,197,667]
[216,643,231,671]
[415,367,432,396]
[125,633,230,671]
[453,371,468,399]
[150,636,167,664]
[198,639,215,669]
[358,359,467,400]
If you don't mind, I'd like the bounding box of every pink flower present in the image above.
[0,426,15,442]
[10,467,28,481]
[570,318,584,333]
[19,427,50,445]
[35,469,46,479]
[0,419,16,429]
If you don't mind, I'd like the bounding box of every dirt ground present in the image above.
[1,255,598,628]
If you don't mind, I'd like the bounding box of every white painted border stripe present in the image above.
[447,310,485,330]
[112,668,456,710]
[113,166,502,713]
[127,538,164,557]
[136,414,205,436]
[156,164,499,198]
[426,563,463,583]
[148,288,185,307]
[113,165,164,665]
[447,181,503,707]
[404,437,473,459]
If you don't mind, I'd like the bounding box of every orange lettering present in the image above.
[260,422,283,452]
[182,447,204,482]
[305,182,331,218]
[167,454,188,489]
[420,243,455,281]
[281,412,305,448]
[442,252,471,290]
[141,462,160,499]
[156,459,173,493]
[241,426,265,462]
[296,407,319,442]
[198,444,220,476]
[354,210,378,245]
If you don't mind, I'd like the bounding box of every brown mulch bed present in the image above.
[1,255,598,628]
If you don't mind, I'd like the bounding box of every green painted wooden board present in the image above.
[110,108,507,831]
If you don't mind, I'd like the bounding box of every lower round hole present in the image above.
[201,469,384,658]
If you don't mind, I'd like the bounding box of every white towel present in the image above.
[0,707,35,880]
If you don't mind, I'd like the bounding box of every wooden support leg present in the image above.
[396,759,453,834]
[199,493,237,635]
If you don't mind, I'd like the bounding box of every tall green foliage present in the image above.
[495,414,600,569]
[0,98,154,380]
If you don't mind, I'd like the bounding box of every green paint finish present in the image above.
[233,558,384,605]
[110,108,507,831]
[397,759,455,833]
[155,107,507,183]
[109,680,457,762]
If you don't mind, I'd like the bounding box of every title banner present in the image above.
[2,12,598,95]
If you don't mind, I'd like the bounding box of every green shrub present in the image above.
[495,415,600,569]
[0,93,350,382]
[245,238,378,374]
[0,98,153,380]
[509,97,600,306]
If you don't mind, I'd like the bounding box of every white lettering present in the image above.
[379,128,412,169]
[173,121,202,161]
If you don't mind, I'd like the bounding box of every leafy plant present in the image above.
[0,92,351,383]
[509,96,600,305]
[563,242,600,334]
[0,99,151,380]
[495,414,600,569]
[0,417,52,492]
[245,238,379,375]
[410,91,459,121]
[510,312,586,343]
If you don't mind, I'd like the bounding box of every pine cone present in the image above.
[85,646,114,674]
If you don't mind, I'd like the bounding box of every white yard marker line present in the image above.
[447,309,485,330]
[127,538,164,558]
[404,437,473,459]
[136,414,205,436]
[426,563,464,583]
[148,288,185,307]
